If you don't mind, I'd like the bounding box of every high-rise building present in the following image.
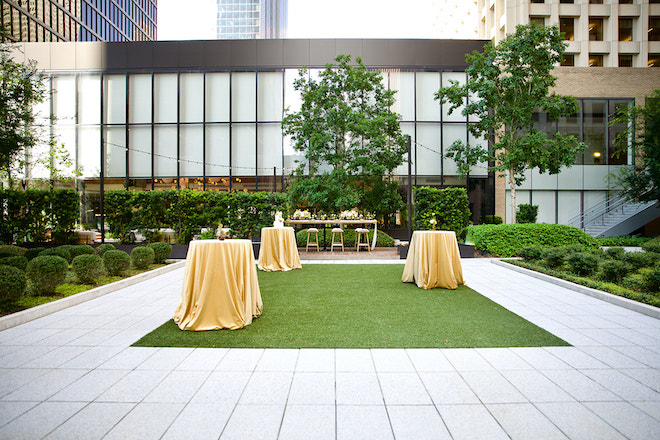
[217,0,287,39]
[0,0,157,42]
[478,0,660,67]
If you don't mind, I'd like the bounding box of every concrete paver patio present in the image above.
[0,258,658,439]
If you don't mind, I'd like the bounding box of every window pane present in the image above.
[206,124,230,176]
[206,72,230,122]
[561,54,575,66]
[284,69,302,115]
[389,70,415,121]
[180,125,203,176]
[232,123,256,175]
[180,73,204,123]
[583,100,607,165]
[560,17,574,41]
[589,17,603,41]
[558,109,582,165]
[442,72,466,122]
[416,72,440,122]
[416,123,441,175]
[154,125,177,176]
[79,126,100,176]
[649,17,660,41]
[154,74,177,123]
[232,72,256,122]
[53,76,76,125]
[619,54,633,67]
[129,126,151,177]
[104,75,126,124]
[129,74,152,123]
[105,126,126,177]
[608,100,632,165]
[79,75,100,124]
[443,123,467,176]
[589,54,604,66]
[619,17,633,41]
[257,123,282,175]
[257,71,283,122]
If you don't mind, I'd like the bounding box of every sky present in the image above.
[157,0,479,41]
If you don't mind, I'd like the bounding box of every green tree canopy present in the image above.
[435,24,585,223]
[610,88,660,204]
[282,54,407,220]
[0,29,46,179]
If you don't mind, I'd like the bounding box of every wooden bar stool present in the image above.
[331,227,344,252]
[355,228,370,252]
[306,228,320,251]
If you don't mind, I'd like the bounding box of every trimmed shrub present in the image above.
[69,245,95,259]
[466,224,598,258]
[542,247,569,268]
[622,251,658,270]
[483,215,503,225]
[103,250,130,276]
[621,273,649,292]
[147,242,172,264]
[641,237,660,254]
[39,247,72,264]
[597,235,652,247]
[56,245,77,262]
[24,247,45,261]
[95,243,116,257]
[26,255,69,295]
[600,259,633,282]
[131,246,154,269]
[0,256,28,272]
[516,204,538,224]
[604,246,626,260]
[644,267,660,292]
[72,254,105,284]
[566,252,599,277]
[413,186,471,234]
[518,245,544,261]
[0,245,27,257]
[0,265,26,305]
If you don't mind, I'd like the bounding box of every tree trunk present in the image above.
[509,166,517,224]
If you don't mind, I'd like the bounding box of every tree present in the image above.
[610,88,660,204]
[435,24,585,223]
[0,28,46,180]
[282,54,408,220]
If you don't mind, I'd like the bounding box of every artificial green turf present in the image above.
[133,264,569,349]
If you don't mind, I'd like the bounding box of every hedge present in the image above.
[466,224,598,257]
[104,189,289,244]
[295,228,395,248]
[26,255,69,295]
[413,186,471,235]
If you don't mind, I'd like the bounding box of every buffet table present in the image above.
[257,227,302,271]
[173,239,262,331]
[286,219,378,250]
[401,230,464,290]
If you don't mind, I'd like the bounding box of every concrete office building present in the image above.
[0,0,157,42]
[477,0,660,233]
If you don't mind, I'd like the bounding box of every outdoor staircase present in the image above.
[567,192,660,237]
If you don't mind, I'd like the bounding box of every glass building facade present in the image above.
[0,0,156,42]
[216,0,287,39]
[13,38,645,227]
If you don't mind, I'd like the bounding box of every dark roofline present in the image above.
[18,38,488,72]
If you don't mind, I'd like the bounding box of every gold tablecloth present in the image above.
[401,230,465,290]
[174,239,262,331]
[257,227,302,272]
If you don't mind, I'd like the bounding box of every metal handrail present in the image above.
[567,191,655,230]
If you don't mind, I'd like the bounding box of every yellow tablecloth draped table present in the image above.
[257,227,302,272]
[401,230,465,290]
[174,239,262,331]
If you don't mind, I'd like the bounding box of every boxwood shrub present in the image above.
[24,247,45,261]
[0,256,28,272]
[622,252,659,270]
[466,224,598,257]
[39,247,72,263]
[0,265,26,305]
[604,246,626,260]
[68,245,95,259]
[26,255,69,295]
[517,245,544,261]
[641,237,660,254]
[295,228,395,248]
[147,242,172,264]
[131,246,154,269]
[95,243,116,257]
[599,259,633,282]
[566,252,599,277]
[103,250,130,276]
[0,245,27,258]
[72,254,105,284]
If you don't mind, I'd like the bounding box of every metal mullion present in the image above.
[100,72,106,243]
[176,72,181,189]
[229,71,232,192]
[203,72,207,191]
[125,73,130,189]
[150,73,155,190]
[255,70,258,191]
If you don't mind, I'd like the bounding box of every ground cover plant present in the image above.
[512,243,660,307]
[134,264,569,349]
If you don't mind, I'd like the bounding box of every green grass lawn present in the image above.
[134,264,569,349]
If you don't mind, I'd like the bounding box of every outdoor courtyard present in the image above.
[0,257,658,439]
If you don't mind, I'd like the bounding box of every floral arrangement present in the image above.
[429,218,437,231]
[290,209,375,221]
[291,209,312,220]
[340,209,360,220]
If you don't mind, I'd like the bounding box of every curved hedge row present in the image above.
[466,224,598,257]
